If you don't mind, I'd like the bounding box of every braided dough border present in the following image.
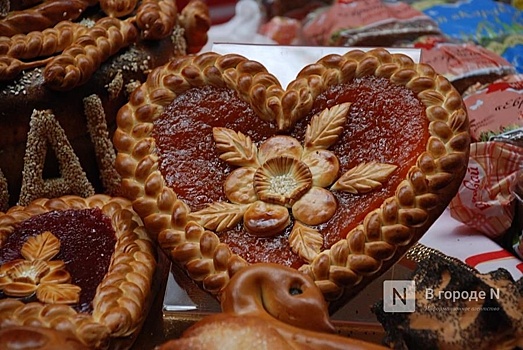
[0,0,210,89]
[114,48,470,302]
[0,194,157,348]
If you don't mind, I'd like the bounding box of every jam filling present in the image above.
[0,208,116,313]
[154,76,428,268]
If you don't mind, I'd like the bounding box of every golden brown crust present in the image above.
[114,48,470,304]
[0,21,86,59]
[100,0,138,18]
[158,263,387,350]
[0,326,90,350]
[43,17,139,91]
[0,194,157,349]
[0,0,210,90]
[135,0,177,40]
[0,0,97,36]
[178,0,210,54]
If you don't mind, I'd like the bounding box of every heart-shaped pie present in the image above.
[114,48,470,310]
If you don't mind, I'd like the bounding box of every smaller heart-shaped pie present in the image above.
[0,194,158,348]
[114,48,470,310]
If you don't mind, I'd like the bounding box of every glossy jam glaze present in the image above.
[0,208,116,313]
[153,76,428,268]
[153,85,279,209]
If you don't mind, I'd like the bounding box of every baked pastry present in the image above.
[158,263,387,350]
[0,194,158,349]
[373,244,523,350]
[0,326,90,350]
[0,0,211,209]
[114,48,470,311]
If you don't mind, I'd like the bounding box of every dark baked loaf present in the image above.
[0,0,211,209]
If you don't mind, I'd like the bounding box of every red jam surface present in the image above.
[154,76,428,268]
[0,208,116,313]
[153,85,279,210]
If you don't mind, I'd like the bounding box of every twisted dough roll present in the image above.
[0,0,211,90]
[44,17,138,90]
[0,0,97,36]
[0,21,88,81]
[159,263,386,350]
[135,0,177,40]
[43,17,138,91]
[0,21,87,58]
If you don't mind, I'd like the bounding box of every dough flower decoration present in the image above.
[189,102,398,263]
[0,231,81,304]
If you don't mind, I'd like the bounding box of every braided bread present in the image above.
[135,0,178,41]
[113,48,470,311]
[0,0,97,36]
[43,17,139,91]
[0,21,87,58]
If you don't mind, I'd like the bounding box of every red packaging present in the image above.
[419,42,516,94]
[463,75,523,142]
[301,0,440,46]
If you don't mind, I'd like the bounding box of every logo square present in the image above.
[383,280,416,312]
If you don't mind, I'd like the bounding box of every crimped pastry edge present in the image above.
[0,194,157,349]
[113,48,470,304]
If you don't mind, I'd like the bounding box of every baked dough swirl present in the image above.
[135,0,177,40]
[114,48,470,308]
[43,17,138,91]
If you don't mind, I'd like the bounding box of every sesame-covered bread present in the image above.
[114,48,470,311]
[0,0,210,209]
